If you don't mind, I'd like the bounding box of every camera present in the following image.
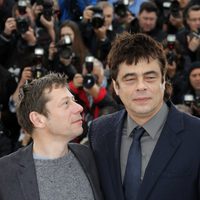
[16,15,29,34]
[43,0,54,21]
[57,35,73,60]
[170,0,181,18]
[17,0,27,15]
[166,34,176,65]
[83,56,96,89]
[189,30,200,39]
[184,94,200,108]
[90,7,105,29]
[36,0,53,21]
[32,47,47,79]
[162,0,181,19]
[167,34,176,50]
[113,0,129,18]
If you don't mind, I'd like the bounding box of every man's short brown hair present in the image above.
[108,32,167,81]
[16,73,68,134]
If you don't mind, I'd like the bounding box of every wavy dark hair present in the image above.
[107,32,171,101]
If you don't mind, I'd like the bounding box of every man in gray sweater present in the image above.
[0,73,103,200]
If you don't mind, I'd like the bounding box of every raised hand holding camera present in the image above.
[187,33,200,52]
[4,18,17,35]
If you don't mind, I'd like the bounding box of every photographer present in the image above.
[0,1,37,70]
[69,57,117,122]
[48,20,90,76]
[48,38,78,81]
[176,5,200,62]
[32,0,56,48]
[80,1,123,64]
[163,34,188,104]
[183,61,200,117]
[127,1,166,42]
[57,0,94,22]
[160,0,184,34]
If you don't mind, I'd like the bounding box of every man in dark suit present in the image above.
[0,73,103,200]
[89,32,200,200]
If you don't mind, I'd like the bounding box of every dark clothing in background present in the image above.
[0,65,20,149]
[0,0,15,31]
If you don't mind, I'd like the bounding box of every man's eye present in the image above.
[145,76,156,81]
[124,77,136,82]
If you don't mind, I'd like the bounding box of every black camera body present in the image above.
[162,0,181,19]
[43,0,53,21]
[90,7,105,29]
[83,56,96,89]
[36,0,53,21]
[166,34,176,65]
[16,16,29,34]
[184,94,200,108]
[170,0,181,18]
[17,0,27,15]
[166,51,176,65]
[32,47,47,79]
[113,1,128,18]
[32,65,47,79]
[57,35,73,60]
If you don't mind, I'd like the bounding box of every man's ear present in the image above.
[112,79,119,96]
[29,111,46,129]
[161,78,166,91]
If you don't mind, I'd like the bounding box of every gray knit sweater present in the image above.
[34,150,94,200]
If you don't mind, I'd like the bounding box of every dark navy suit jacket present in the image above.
[89,102,200,200]
[0,143,104,200]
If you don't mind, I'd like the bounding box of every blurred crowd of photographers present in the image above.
[0,0,200,155]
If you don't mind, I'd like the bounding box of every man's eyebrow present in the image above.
[143,71,159,76]
[122,73,136,79]
[122,71,159,79]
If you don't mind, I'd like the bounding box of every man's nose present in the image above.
[72,101,83,113]
[136,79,147,91]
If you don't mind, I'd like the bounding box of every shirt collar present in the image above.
[127,102,169,139]
[107,24,113,31]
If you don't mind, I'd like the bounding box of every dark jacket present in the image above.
[89,102,200,200]
[0,143,104,200]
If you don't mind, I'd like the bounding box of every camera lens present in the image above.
[83,74,95,89]
[16,16,29,34]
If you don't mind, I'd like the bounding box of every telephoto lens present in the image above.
[83,56,96,89]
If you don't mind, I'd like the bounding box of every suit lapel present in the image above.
[69,143,103,200]
[17,144,40,200]
[109,110,126,200]
[138,104,184,200]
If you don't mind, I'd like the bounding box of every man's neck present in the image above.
[128,102,164,126]
[32,137,69,159]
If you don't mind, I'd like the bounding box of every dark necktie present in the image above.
[123,126,145,200]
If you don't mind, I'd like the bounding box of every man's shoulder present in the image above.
[182,111,200,128]
[69,143,91,153]
[92,109,126,126]
[168,103,200,132]
[0,145,31,168]
[69,143,96,165]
